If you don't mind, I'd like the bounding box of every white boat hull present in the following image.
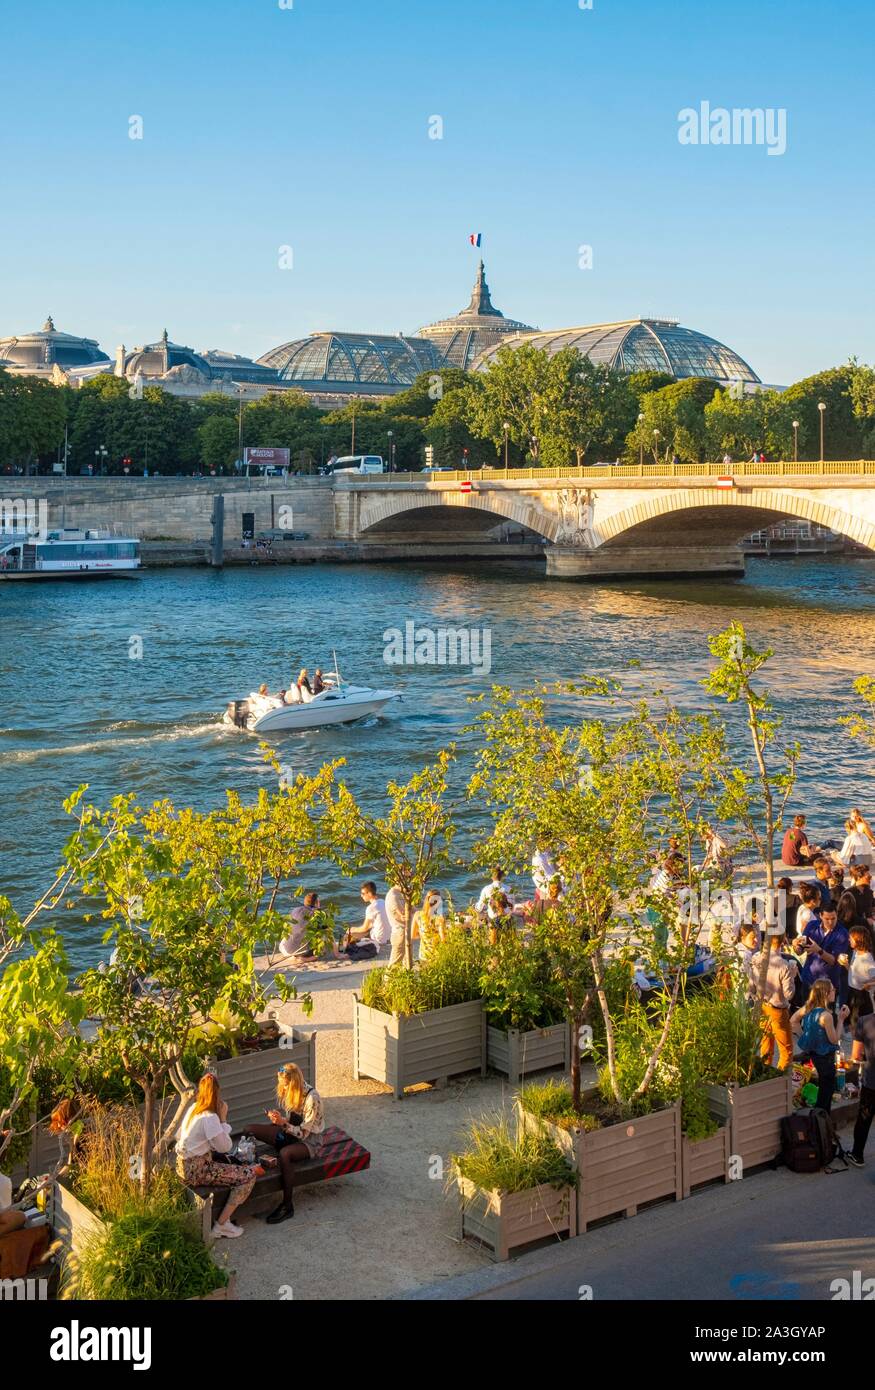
[225,685,400,733]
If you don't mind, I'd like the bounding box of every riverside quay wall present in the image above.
[7,477,335,546]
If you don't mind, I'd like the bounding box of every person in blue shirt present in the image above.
[791,979,848,1112]
[794,904,850,1003]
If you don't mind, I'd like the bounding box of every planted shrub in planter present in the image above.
[518,1079,682,1231]
[354,929,487,1098]
[68,1208,230,1302]
[451,1115,576,1261]
[481,934,570,1085]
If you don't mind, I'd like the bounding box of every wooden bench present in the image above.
[193,1126,371,1220]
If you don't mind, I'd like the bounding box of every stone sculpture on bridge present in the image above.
[556,487,596,547]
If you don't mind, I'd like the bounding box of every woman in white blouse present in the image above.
[176,1073,268,1239]
[839,814,875,868]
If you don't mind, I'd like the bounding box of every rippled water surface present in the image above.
[3,556,875,970]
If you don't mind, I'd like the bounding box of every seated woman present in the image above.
[175,1073,270,1239]
[412,890,445,962]
[244,1062,326,1224]
[283,682,302,705]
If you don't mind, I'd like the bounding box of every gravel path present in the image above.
[227,962,592,1301]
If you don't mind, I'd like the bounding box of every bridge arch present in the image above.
[356,488,559,541]
[595,487,875,553]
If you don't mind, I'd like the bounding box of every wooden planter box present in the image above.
[51,1177,213,1258]
[680,1125,731,1198]
[214,1025,315,1131]
[706,1074,794,1172]
[455,1175,576,1261]
[353,996,485,1099]
[487,1022,571,1085]
[518,1097,682,1231]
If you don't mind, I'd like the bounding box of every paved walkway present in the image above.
[405,1115,873,1302]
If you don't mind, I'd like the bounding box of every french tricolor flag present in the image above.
[469,233,482,247]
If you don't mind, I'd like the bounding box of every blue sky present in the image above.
[1,0,872,384]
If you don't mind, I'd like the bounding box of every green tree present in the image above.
[704,387,797,462]
[782,366,868,461]
[0,370,66,472]
[703,623,799,1017]
[467,344,557,464]
[323,751,458,969]
[626,378,718,464]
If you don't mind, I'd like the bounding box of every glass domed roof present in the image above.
[257,332,445,395]
[416,261,535,370]
[474,318,760,384]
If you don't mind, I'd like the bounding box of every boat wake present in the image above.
[0,722,226,765]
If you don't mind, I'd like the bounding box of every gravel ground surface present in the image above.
[226,958,594,1301]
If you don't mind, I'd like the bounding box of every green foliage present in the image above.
[704,386,797,462]
[626,377,720,465]
[517,1079,600,1131]
[69,1208,228,1301]
[839,676,875,749]
[480,932,562,1032]
[70,1105,189,1224]
[0,369,66,469]
[450,1114,575,1194]
[360,924,486,1015]
[781,365,870,461]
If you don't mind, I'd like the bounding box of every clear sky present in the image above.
[1,0,872,384]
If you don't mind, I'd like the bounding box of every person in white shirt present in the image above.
[343,881,391,960]
[477,867,515,916]
[531,845,560,900]
[175,1073,268,1239]
[838,816,874,868]
[748,934,797,1068]
[280,891,319,957]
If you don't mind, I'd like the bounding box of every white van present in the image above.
[326,455,385,476]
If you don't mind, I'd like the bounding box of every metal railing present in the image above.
[358,460,875,484]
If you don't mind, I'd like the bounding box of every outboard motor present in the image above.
[226,699,251,730]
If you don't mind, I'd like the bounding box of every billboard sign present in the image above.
[244,447,290,470]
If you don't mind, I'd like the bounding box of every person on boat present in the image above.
[175,1072,271,1240]
[243,1063,326,1225]
[296,669,313,703]
[312,669,326,695]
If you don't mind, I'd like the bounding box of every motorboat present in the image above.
[224,674,400,733]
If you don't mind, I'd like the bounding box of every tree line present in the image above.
[2,351,874,476]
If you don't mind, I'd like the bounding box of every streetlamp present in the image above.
[387,430,394,473]
[236,386,246,479]
[817,402,826,463]
[792,419,799,464]
[503,421,510,470]
[652,428,660,467]
[94,445,108,474]
[638,412,645,469]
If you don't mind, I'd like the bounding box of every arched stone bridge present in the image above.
[333,462,875,578]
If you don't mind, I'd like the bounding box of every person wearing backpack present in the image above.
[791,979,849,1112]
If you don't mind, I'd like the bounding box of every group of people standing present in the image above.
[738,808,875,1168]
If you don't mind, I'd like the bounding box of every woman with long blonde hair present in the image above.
[176,1072,268,1239]
[412,889,445,962]
[244,1062,326,1224]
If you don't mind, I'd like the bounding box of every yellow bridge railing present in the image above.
[373,460,875,484]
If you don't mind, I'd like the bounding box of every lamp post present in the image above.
[387,430,394,473]
[638,412,645,469]
[94,445,108,475]
[792,419,799,464]
[62,425,70,527]
[652,429,660,467]
[236,386,246,482]
[503,421,510,470]
[817,402,826,463]
[350,401,356,456]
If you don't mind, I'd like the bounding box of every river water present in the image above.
[2,555,875,971]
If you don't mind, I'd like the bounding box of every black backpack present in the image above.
[780,1107,848,1174]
